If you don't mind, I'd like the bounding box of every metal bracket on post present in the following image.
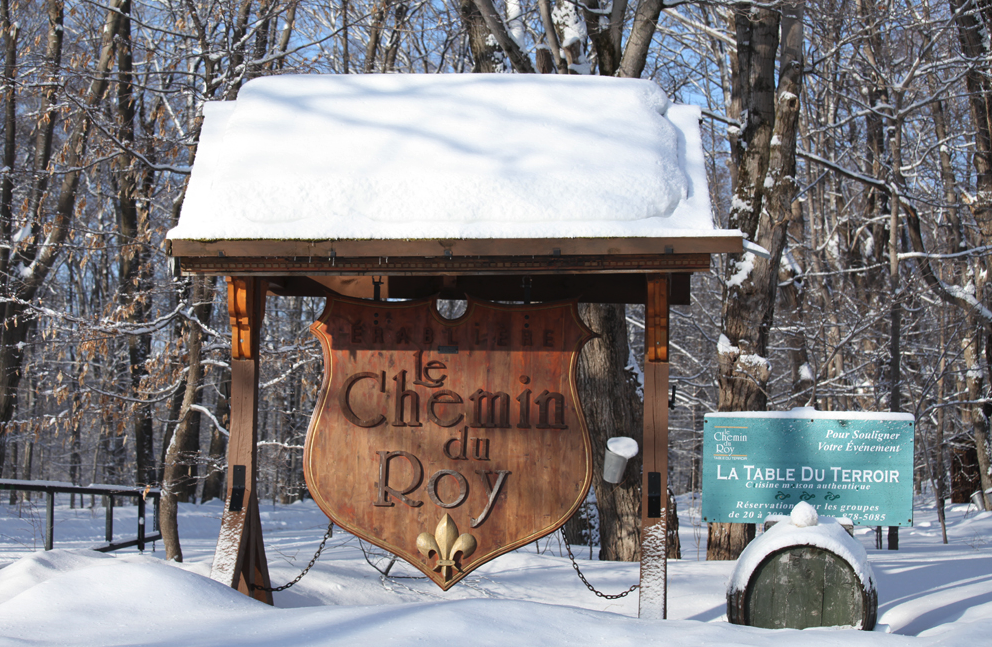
[647,472,662,519]
[229,465,246,512]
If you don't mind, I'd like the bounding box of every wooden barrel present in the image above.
[728,545,877,630]
[727,517,877,630]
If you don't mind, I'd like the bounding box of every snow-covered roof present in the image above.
[167,74,739,249]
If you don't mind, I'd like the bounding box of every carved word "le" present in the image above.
[373,450,510,528]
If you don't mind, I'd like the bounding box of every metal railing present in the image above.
[0,479,161,552]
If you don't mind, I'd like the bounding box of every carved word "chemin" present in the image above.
[337,352,569,430]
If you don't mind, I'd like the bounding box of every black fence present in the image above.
[0,479,162,552]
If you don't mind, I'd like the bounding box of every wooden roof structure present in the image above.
[167,73,742,616]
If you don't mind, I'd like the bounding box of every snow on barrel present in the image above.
[727,502,878,630]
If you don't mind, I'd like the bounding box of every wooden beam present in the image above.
[210,277,273,604]
[168,234,742,260]
[176,253,713,278]
[639,273,669,619]
[262,273,693,305]
[385,275,657,304]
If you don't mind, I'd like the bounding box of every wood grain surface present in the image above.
[303,294,595,589]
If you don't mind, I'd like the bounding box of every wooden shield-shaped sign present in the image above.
[303,294,594,589]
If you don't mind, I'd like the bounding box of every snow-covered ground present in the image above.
[0,493,989,646]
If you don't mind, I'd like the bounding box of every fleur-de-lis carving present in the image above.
[416,513,477,582]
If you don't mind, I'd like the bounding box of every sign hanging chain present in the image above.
[560,528,639,600]
[250,522,334,592]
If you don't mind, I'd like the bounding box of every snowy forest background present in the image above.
[0,0,990,558]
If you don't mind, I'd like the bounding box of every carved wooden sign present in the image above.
[303,294,594,589]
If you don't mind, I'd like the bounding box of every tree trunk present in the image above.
[537,0,565,74]
[0,0,14,475]
[469,0,534,73]
[577,303,643,561]
[667,488,681,559]
[709,513,761,561]
[711,0,804,560]
[115,0,156,487]
[382,3,408,73]
[949,0,992,241]
[581,0,620,76]
[617,0,663,79]
[341,0,350,72]
[68,391,81,506]
[458,0,499,73]
[6,441,15,502]
[363,0,391,73]
[201,369,231,503]
[160,276,207,561]
[949,0,992,505]
[223,0,255,100]
[952,444,981,503]
[710,6,781,559]
[964,322,992,505]
[160,373,186,485]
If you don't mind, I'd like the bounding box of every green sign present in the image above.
[702,410,915,526]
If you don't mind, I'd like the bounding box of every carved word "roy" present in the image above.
[374,450,511,528]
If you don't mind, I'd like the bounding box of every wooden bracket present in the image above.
[645,273,669,363]
[211,277,272,603]
[228,276,266,360]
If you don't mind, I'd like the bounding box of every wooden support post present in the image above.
[639,273,669,619]
[210,277,273,604]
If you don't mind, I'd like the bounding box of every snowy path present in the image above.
[0,495,989,646]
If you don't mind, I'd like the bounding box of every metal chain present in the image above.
[250,522,334,592]
[560,528,639,600]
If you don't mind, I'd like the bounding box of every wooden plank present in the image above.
[639,274,670,619]
[168,235,742,260]
[210,277,273,603]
